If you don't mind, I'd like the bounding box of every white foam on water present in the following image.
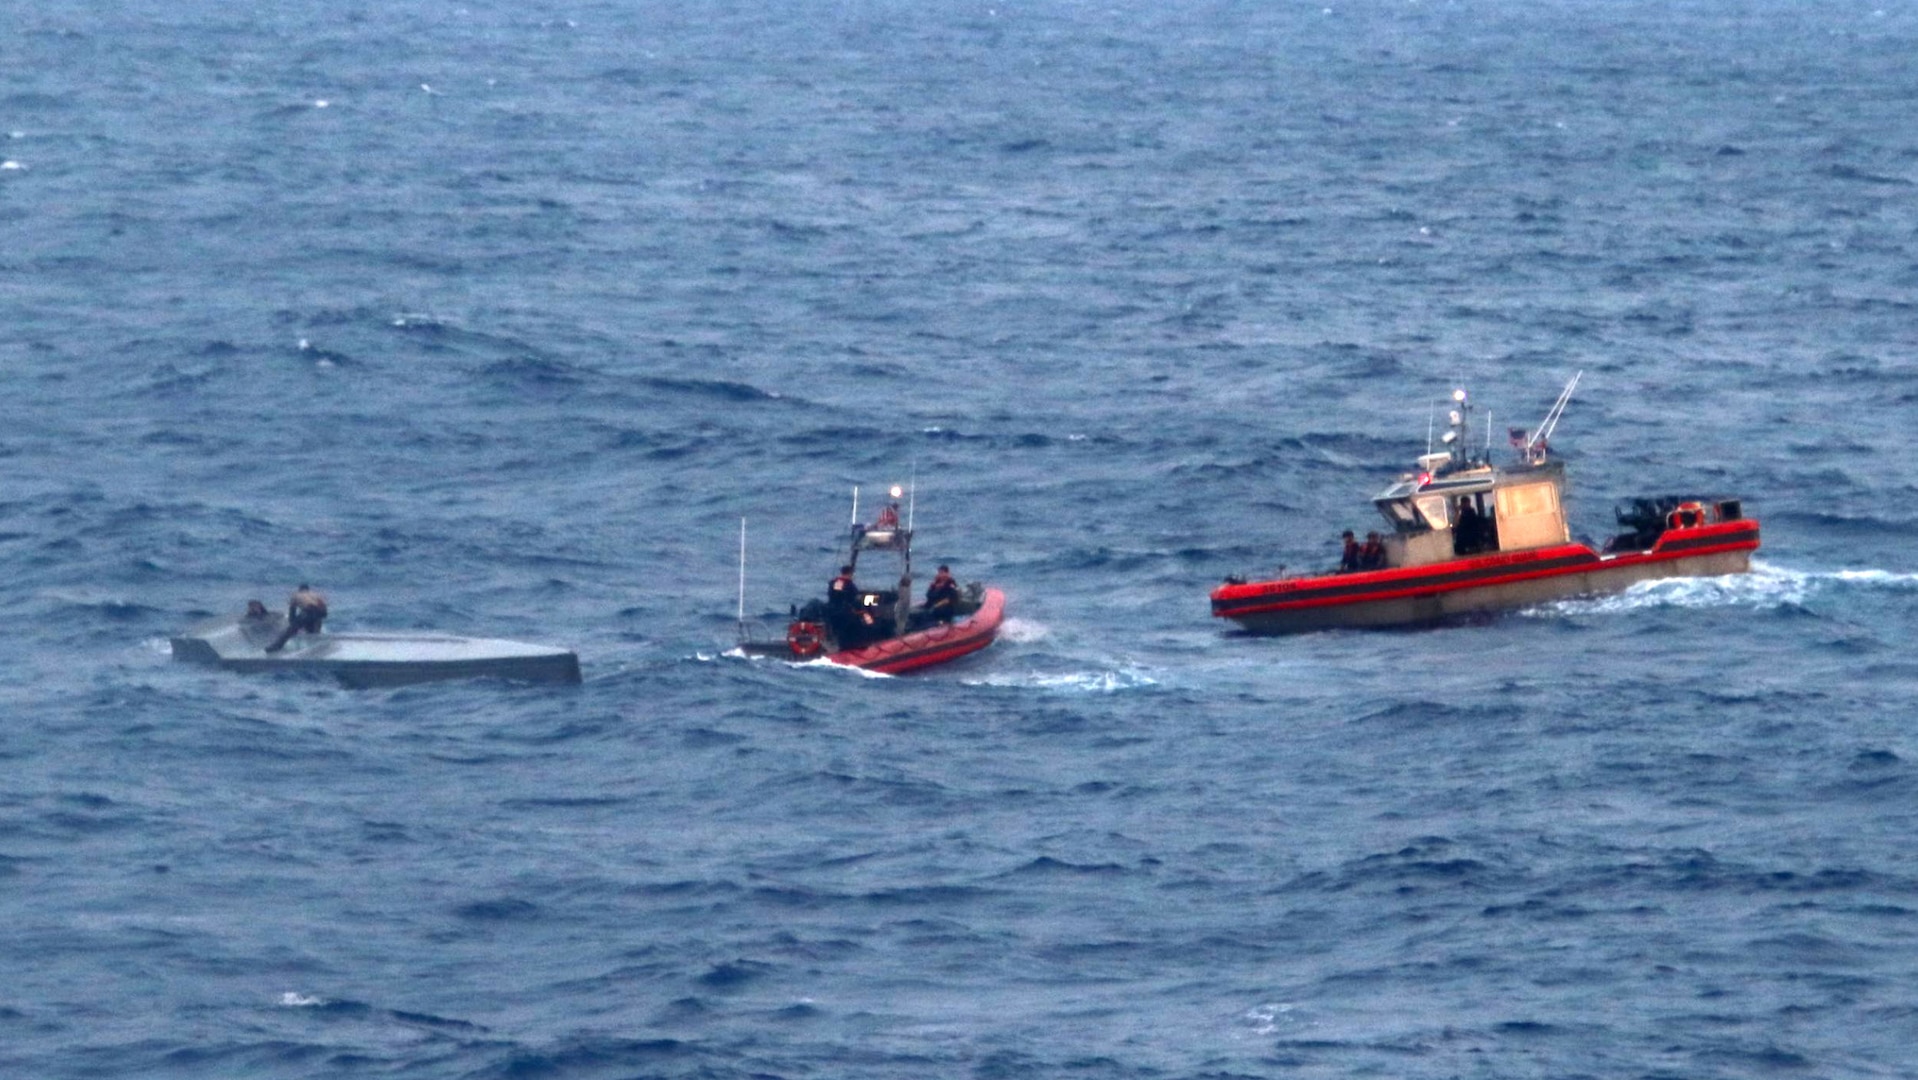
[806,656,894,679]
[962,665,1158,694]
[1827,567,1918,589]
[1530,560,1917,618]
[279,992,325,1007]
[995,616,1050,645]
[715,646,890,677]
[1244,1001,1299,1037]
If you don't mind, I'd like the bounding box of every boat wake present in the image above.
[805,657,895,679]
[1528,559,1918,618]
[714,647,894,678]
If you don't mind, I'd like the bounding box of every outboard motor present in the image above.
[1611,495,1713,552]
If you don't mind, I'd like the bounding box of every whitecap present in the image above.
[279,992,325,1007]
[1,160,22,171]
[996,617,1050,645]
[963,666,1158,693]
[1828,567,1918,589]
[1244,1001,1298,1036]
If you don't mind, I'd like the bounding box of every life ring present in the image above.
[786,621,825,658]
[1666,501,1706,530]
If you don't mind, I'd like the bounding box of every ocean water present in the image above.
[5,1,1918,1076]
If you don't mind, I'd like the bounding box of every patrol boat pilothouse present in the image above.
[1211,375,1761,634]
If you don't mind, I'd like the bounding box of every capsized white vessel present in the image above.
[171,608,580,687]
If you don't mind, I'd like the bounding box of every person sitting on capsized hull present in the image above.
[265,584,328,653]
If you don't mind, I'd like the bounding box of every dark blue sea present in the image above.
[6,1,1918,1076]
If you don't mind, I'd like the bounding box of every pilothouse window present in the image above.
[1381,500,1420,530]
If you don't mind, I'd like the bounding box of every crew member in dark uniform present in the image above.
[924,565,962,622]
[1360,531,1386,570]
[1339,530,1362,573]
[827,565,862,646]
[1454,497,1484,555]
[266,583,328,653]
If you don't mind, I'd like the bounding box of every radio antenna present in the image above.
[736,517,748,629]
[1529,371,1583,456]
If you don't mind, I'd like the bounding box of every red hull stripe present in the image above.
[1212,522,1759,619]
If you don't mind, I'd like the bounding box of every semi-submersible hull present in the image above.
[1211,519,1759,634]
[171,611,582,687]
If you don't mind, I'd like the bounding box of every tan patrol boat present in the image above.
[1211,375,1761,634]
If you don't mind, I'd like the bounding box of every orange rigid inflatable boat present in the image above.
[738,484,1005,674]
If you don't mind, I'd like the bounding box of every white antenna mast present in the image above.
[1529,371,1584,455]
[850,485,859,528]
[736,517,748,625]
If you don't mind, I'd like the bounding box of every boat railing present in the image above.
[735,617,784,649]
